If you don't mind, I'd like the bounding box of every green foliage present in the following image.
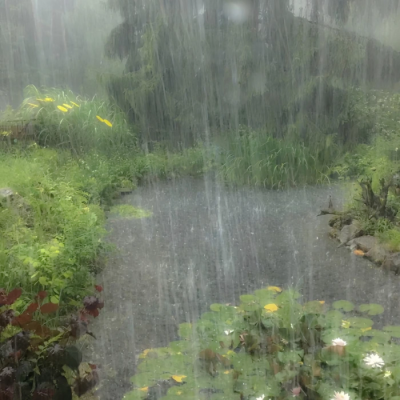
[0,287,103,399]
[214,128,332,188]
[8,86,137,155]
[0,147,107,314]
[109,204,152,219]
[125,287,400,400]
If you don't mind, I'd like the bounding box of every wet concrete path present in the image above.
[84,177,400,399]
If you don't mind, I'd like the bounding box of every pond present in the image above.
[84,177,400,399]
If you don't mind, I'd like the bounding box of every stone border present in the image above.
[328,218,400,274]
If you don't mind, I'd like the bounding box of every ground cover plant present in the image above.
[0,286,103,399]
[124,287,400,400]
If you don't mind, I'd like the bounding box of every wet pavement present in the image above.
[83,177,400,399]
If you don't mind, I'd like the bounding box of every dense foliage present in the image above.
[0,287,103,399]
[125,287,400,400]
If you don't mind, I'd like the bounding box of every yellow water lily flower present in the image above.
[171,375,186,383]
[57,106,68,113]
[103,119,113,127]
[44,97,54,102]
[267,286,282,293]
[341,320,351,329]
[63,103,73,109]
[319,301,325,304]
[139,349,151,359]
[96,115,104,122]
[71,101,80,107]
[264,303,278,313]
[28,103,38,108]
[139,387,148,392]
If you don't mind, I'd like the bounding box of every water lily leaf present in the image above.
[332,300,354,312]
[303,301,324,314]
[240,295,256,303]
[358,304,384,316]
[210,303,223,312]
[347,317,373,329]
[178,323,192,339]
[383,326,400,338]
[363,329,391,343]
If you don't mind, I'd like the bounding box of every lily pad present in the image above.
[358,303,384,316]
[347,317,373,329]
[332,300,354,312]
[178,323,192,339]
[383,326,400,338]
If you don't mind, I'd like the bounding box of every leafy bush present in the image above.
[0,287,103,399]
[125,287,400,400]
[0,148,107,315]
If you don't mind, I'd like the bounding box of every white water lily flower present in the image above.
[364,353,385,368]
[331,391,350,400]
[332,338,347,347]
[224,329,234,335]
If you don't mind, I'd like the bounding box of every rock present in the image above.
[337,221,362,246]
[347,236,378,252]
[0,187,14,206]
[382,252,400,274]
[365,244,390,265]
[329,228,338,239]
[329,214,352,229]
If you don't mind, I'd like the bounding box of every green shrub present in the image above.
[124,287,400,400]
[0,148,107,314]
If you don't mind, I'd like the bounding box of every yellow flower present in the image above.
[341,320,351,329]
[139,387,148,392]
[264,303,278,313]
[319,301,325,304]
[103,119,113,127]
[139,349,151,359]
[63,103,73,109]
[57,106,68,113]
[96,115,104,122]
[71,101,80,107]
[267,286,282,293]
[28,103,38,108]
[44,97,55,102]
[171,375,186,383]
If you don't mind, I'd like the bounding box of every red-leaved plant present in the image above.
[0,286,104,399]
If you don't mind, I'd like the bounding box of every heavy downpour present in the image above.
[1,1,400,399]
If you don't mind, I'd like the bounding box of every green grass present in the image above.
[214,130,334,188]
[2,85,137,155]
[109,204,152,219]
[0,147,107,313]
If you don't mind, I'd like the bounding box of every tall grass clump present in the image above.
[18,85,137,155]
[216,128,334,188]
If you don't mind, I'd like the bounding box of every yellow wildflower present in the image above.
[44,97,54,102]
[103,119,113,127]
[57,106,68,113]
[63,103,73,109]
[171,375,186,383]
[96,115,104,122]
[139,387,148,392]
[264,303,278,313]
